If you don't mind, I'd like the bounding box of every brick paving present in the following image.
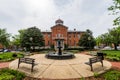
[111,62,120,69]
[0,62,10,69]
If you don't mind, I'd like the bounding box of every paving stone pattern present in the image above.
[9,54,111,80]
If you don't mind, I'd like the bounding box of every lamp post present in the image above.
[30,37,33,52]
[88,37,91,50]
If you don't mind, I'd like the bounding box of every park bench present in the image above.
[18,58,35,72]
[85,56,103,71]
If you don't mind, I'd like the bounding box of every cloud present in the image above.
[0,0,57,34]
[54,0,115,37]
[0,0,115,37]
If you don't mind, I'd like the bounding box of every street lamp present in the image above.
[88,37,91,50]
[30,37,33,52]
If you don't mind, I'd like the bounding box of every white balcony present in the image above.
[52,37,67,40]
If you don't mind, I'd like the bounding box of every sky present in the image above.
[0,0,116,37]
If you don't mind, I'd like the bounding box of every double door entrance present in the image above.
[55,40,64,50]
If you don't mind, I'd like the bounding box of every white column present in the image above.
[63,41,64,49]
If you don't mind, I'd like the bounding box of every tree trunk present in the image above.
[114,43,118,50]
[33,46,35,52]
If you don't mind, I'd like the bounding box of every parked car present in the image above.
[117,46,120,50]
[94,46,100,50]
[3,49,11,52]
[102,46,112,50]
[0,48,3,52]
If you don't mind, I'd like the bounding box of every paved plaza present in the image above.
[9,54,111,80]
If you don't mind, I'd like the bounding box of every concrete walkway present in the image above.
[9,54,111,80]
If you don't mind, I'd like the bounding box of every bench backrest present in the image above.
[19,58,35,64]
[89,57,102,63]
[97,52,104,60]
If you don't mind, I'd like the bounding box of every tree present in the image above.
[107,0,120,50]
[108,0,120,26]
[78,29,96,49]
[96,32,112,49]
[95,36,101,47]
[12,35,21,50]
[12,29,26,50]
[21,27,44,51]
[96,26,120,50]
[0,28,10,48]
[108,26,120,50]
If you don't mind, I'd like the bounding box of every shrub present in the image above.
[64,44,68,49]
[12,53,17,57]
[104,70,120,80]
[65,48,84,51]
[93,72,99,78]
[50,44,54,49]
[0,72,15,80]
[0,68,25,80]
[80,77,85,80]
[65,50,80,53]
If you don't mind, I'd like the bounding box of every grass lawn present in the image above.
[0,52,24,62]
[82,69,120,80]
[101,50,120,61]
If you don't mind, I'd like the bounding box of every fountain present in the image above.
[46,40,75,59]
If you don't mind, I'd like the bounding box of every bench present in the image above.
[85,56,103,71]
[18,58,35,72]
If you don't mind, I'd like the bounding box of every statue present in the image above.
[57,40,62,55]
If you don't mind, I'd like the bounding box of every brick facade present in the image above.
[0,44,3,49]
[42,19,84,49]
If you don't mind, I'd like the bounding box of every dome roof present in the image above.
[55,19,64,25]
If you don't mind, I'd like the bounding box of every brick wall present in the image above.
[42,19,84,48]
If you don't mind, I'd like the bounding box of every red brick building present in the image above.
[42,19,84,49]
[0,44,3,49]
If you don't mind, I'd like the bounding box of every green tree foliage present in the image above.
[12,29,26,50]
[96,33,112,47]
[0,28,10,47]
[96,26,120,50]
[108,0,120,26]
[78,29,96,49]
[21,27,44,51]
[99,0,120,50]
[108,26,120,50]
[95,36,101,47]
[12,35,21,50]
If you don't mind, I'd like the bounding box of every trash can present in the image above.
[97,52,104,60]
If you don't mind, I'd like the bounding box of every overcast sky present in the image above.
[0,0,116,37]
